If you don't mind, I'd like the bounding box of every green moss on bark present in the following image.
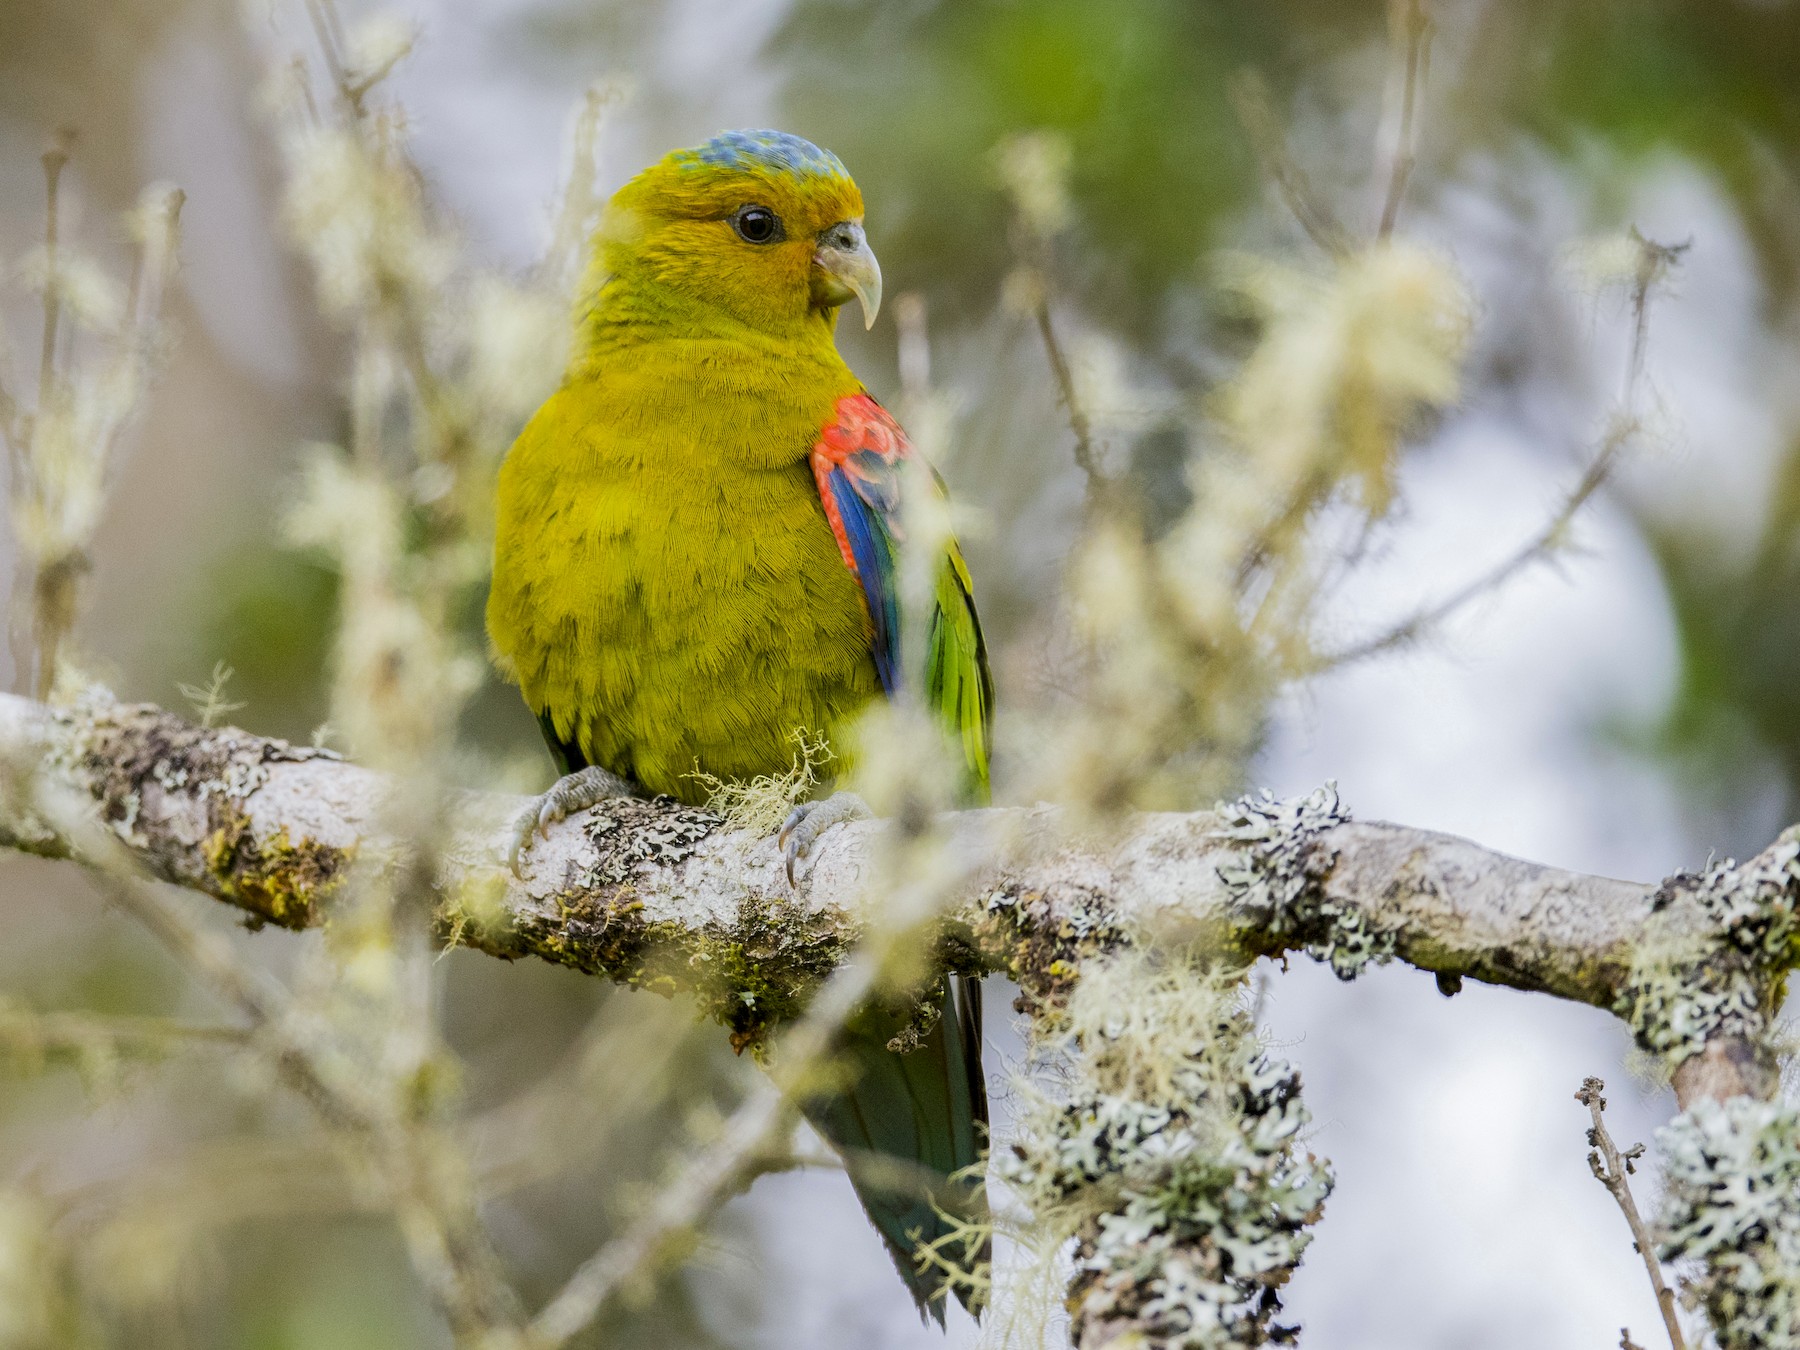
[202,807,349,929]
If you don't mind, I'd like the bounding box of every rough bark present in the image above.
[9,691,1799,1347]
[0,691,1784,1071]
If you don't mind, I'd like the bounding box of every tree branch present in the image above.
[0,692,1785,1093]
[9,691,1799,1344]
[1377,0,1431,241]
[527,940,891,1347]
[1576,1077,1687,1350]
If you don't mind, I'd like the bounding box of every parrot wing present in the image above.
[807,393,993,1320]
[809,393,994,798]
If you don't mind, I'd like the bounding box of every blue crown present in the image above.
[684,129,848,181]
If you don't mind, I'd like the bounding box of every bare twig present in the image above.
[1229,71,1352,258]
[994,132,1108,501]
[1317,417,1629,667]
[35,131,73,417]
[11,133,75,697]
[1032,293,1103,496]
[526,942,892,1347]
[0,1008,250,1067]
[1377,0,1432,241]
[1318,230,1685,669]
[1576,1078,1687,1350]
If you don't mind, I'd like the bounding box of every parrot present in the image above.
[485,129,993,1320]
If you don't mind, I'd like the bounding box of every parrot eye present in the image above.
[731,205,783,244]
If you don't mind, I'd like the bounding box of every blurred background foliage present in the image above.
[3,0,1800,1346]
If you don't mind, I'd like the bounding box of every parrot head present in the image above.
[597,129,882,337]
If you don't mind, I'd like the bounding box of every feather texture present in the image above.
[809,393,994,794]
[486,130,991,1321]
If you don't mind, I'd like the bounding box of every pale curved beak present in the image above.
[812,220,883,330]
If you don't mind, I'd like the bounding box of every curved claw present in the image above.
[778,792,873,887]
[506,765,635,877]
[506,803,542,877]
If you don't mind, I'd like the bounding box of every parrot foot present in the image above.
[508,766,636,875]
[778,792,873,886]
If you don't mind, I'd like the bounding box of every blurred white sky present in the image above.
[112,3,1798,1347]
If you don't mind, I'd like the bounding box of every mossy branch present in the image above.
[12,690,1800,1345]
[0,691,1790,1107]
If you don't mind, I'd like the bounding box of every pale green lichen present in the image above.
[493,799,853,1054]
[992,949,1331,1349]
[689,729,832,837]
[1213,783,1391,979]
[979,882,1124,1012]
[1658,1095,1800,1349]
[1616,829,1800,1067]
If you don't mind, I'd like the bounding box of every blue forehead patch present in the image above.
[682,129,848,181]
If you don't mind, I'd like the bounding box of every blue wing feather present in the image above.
[827,466,901,694]
[811,394,991,802]
[804,395,994,1321]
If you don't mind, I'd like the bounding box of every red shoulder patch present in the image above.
[810,393,910,578]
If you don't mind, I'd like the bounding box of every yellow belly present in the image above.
[487,380,880,802]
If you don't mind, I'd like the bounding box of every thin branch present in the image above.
[1032,292,1103,497]
[1317,416,1629,667]
[0,1008,250,1068]
[48,752,520,1340]
[97,875,377,1134]
[35,131,73,416]
[303,0,362,118]
[526,944,890,1347]
[1317,230,1686,670]
[12,132,76,697]
[1229,71,1352,258]
[468,1000,698,1196]
[995,135,1108,503]
[1576,1078,1687,1350]
[98,869,524,1340]
[1377,0,1432,241]
[1623,228,1691,406]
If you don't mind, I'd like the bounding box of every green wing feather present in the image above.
[810,394,993,801]
[928,542,994,803]
[806,394,993,1320]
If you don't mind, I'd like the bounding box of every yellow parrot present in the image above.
[487,129,992,1319]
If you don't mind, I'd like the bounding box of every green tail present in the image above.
[800,976,989,1323]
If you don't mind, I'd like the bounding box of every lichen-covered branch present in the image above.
[1,691,1789,1086]
[10,691,1800,1347]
